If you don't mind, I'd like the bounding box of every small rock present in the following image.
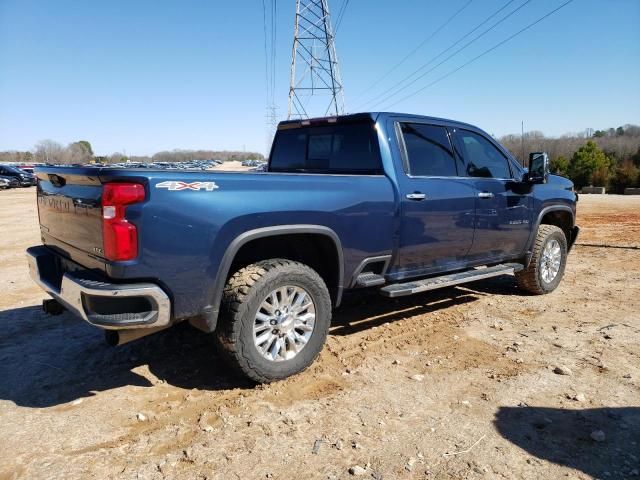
[410,374,425,382]
[573,393,586,402]
[203,425,214,432]
[591,430,606,442]
[349,465,366,476]
[136,413,147,422]
[312,439,322,454]
[630,468,638,476]
[623,373,632,379]
[405,457,416,471]
[553,365,573,376]
[392,359,401,365]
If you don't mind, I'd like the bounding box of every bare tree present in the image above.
[34,140,64,164]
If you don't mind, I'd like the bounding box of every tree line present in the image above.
[2,127,639,192]
[0,140,264,165]
[499,124,640,192]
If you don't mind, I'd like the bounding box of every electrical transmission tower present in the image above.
[288,0,345,119]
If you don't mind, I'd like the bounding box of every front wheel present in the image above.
[216,259,332,383]
[516,224,568,294]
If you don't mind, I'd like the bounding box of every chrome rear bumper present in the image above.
[26,246,171,330]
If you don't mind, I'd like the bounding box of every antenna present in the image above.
[288,0,345,119]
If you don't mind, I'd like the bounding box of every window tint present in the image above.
[456,130,511,178]
[400,123,458,177]
[269,122,382,174]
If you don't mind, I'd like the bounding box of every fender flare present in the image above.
[524,205,575,266]
[203,225,344,331]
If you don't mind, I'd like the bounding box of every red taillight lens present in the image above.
[102,183,145,261]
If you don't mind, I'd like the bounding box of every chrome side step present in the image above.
[379,263,524,298]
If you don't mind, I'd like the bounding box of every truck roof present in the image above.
[277,112,479,131]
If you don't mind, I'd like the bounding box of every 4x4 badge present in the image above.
[156,181,219,191]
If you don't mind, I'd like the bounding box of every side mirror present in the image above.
[527,152,549,184]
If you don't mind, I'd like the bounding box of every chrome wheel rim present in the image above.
[540,239,562,283]
[253,285,316,362]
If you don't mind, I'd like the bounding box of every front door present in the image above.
[396,122,475,277]
[451,128,532,260]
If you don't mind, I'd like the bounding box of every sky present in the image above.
[1,0,639,157]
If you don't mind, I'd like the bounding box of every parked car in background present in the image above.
[17,165,35,174]
[0,165,37,187]
[0,175,20,189]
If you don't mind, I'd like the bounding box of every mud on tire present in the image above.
[215,259,332,383]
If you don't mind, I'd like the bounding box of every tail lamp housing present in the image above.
[102,183,145,261]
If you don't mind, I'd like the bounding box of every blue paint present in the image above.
[33,113,577,323]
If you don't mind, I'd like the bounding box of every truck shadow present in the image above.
[0,275,523,408]
[494,406,640,478]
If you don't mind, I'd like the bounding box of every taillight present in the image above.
[102,183,145,261]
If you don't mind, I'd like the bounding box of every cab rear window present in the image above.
[269,122,383,175]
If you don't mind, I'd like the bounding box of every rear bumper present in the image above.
[26,245,171,330]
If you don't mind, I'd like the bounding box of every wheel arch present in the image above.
[524,205,575,266]
[203,225,344,332]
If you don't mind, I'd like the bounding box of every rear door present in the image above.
[395,122,476,276]
[451,128,532,260]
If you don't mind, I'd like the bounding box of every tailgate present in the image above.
[36,168,105,265]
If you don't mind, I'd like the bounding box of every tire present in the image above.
[216,259,332,383]
[515,224,568,294]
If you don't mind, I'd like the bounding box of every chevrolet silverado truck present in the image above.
[27,113,579,382]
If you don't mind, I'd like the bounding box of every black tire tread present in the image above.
[216,259,330,383]
[515,224,566,295]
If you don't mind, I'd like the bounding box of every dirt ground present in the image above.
[0,188,638,480]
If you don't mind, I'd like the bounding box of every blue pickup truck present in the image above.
[27,112,579,382]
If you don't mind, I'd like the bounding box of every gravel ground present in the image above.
[0,188,638,480]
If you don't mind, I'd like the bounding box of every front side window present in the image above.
[269,122,382,174]
[455,130,512,179]
[400,123,458,177]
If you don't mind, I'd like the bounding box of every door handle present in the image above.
[406,192,427,201]
[477,192,494,199]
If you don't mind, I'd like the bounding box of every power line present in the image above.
[351,0,474,104]
[271,0,278,104]
[358,0,532,111]
[334,0,350,35]
[355,0,520,110]
[381,0,575,111]
[261,0,271,103]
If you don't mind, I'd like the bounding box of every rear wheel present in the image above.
[516,224,568,294]
[216,259,331,383]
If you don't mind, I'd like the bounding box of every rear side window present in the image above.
[269,122,382,174]
[455,130,512,179]
[400,123,459,177]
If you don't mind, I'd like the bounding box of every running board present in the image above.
[355,272,386,287]
[379,263,524,298]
